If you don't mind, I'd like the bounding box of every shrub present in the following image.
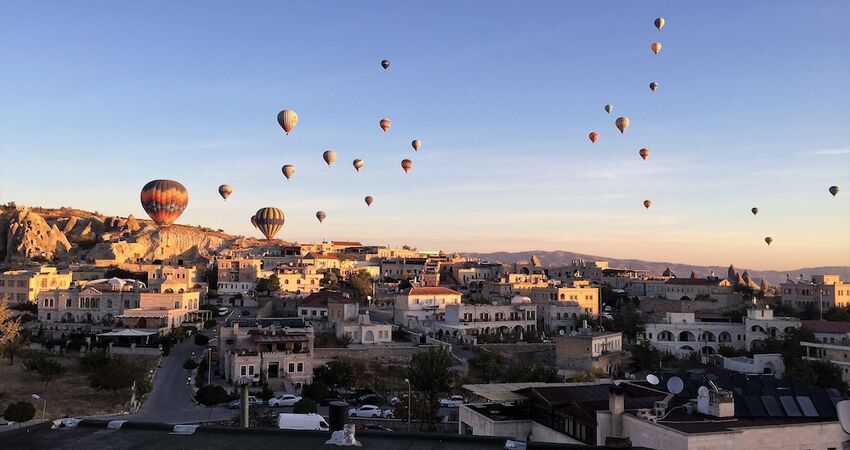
[24,356,66,386]
[196,385,229,407]
[194,334,210,346]
[293,398,317,414]
[203,319,217,330]
[79,351,110,373]
[301,381,329,402]
[3,401,35,423]
[183,359,199,370]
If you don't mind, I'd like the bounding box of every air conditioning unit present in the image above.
[653,401,667,418]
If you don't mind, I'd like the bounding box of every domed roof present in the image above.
[510,295,532,305]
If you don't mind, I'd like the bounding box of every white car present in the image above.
[269,394,302,407]
[229,396,263,409]
[218,307,229,315]
[439,395,464,408]
[348,405,393,418]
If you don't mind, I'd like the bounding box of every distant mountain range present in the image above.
[463,250,850,286]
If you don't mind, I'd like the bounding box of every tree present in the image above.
[0,303,23,365]
[23,356,66,387]
[502,358,561,383]
[183,359,199,370]
[1,336,25,366]
[194,334,210,346]
[468,351,505,383]
[79,350,110,374]
[610,302,645,343]
[314,360,355,390]
[196,385,229,406]
[3,401,35,423]
[90,356,144,398]
[349,270,373,300]
[571,367,605,382]
[204,266,218,285]
[267,274,281,294]
[293,398,317,414]
[628,342,662,373]
[406,347,456,426]
[301,381,329,402]
[256,278,269,295]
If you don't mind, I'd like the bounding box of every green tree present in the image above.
[293,398,317,413]
[23,356,66,387]
[349,270,373,300]
[1,336,25,366]
[628,341,662,373]
[467,351,505,383]
[90,356,144,398]
[196,385,229,406]
[314,360,355,390]
[183,359,199,370]
[301,381,329,402]
[406,347,456,426]
[502,358,560,383]
[0,303,23,365]
[3,401,35,423]
[610,302,645,342]
[79,350,110,374]
[267,274,281,294]
[204,266,218,285]
[194,334,210,346]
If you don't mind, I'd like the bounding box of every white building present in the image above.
[393,286,462,331]
[434,297,537,342]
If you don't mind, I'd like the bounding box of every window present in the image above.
[66,298,72,308]
[241,366,247,376]
[248,366,255,375]
[288,363,295,373]
[297,363,303,372]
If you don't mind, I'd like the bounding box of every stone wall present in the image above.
[478,343,555,365]
[314,345,439,365]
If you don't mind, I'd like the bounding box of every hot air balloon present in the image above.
[353,159,364,172]
[323,150,337,167]
[379,118,391,132]
[639,148,650,160]
[218,184,232,200]
[751,207,759,215]
[381,59,390,70]
[764,237,773,246]
[282,165,295,180]
[255,207,285,240]
[829,186,840,197]
[654,17,665,30]
[643,200,652,209]
[364,196,374,206]
[604,104,613,114]
[589,131,599,143]
[615,117,630,134]
[651,42,662,54]
[401,159,413,173]
[277,109,298,135]
[316,211,326,223]
[250,215,257,228]
[140,179,188,226]
[649,82,659,92]
[412,139,422,152]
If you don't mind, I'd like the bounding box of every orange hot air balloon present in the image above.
[379,118,391,132]
[140,179,188,226]
[829,186,840,197]
[615,117,630,134]
[353,159,364,172]
[218,184,232,200]
[643,200,652,209]
[277,109,298,135]
[639,148,650,160]
[364,196,374,206]
[401,159,413,173]
[654,17,665,30]
[255,207,285,240]
[316,211,326,223]
[412,139,422,152]
[589,131,599,143]
[250,215,257,228]
[381,59,390,70]
[651,42,662,54]
[282,165,295,180]
[649,82,659,91]
[764,237,773,246]
[323,150,337,167]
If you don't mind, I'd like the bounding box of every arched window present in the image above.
[678,331,696,342]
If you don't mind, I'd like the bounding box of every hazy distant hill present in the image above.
[463,250,850,286]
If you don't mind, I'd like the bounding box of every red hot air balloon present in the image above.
[643,200,652,209]
[589,132,599,143]
[254,207,285,240]
[379,118,391,132]
[364,196,374,206]
[639,148,650,160]
[140,179,188,226]
[401,159,413,173]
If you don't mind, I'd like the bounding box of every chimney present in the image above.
[609,385,625,437]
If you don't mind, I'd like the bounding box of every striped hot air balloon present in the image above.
[615,117,630,134]
[140,179,188,226]
[255,207,285,240]
[250,215,257,228]
[277,109,298,135]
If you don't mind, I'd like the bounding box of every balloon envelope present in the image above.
[639,148,650,160]
[353,159,364,172]
[751,207,759,215]
[218,184,232,200]
[316,211,326,223]
[651,42,662,54]
[829,186,840,197]
[255,207,285,240]
[364,196,374,206]
[381,59,390,69]
[250,215,257,228]
[140,179,188,226]
[323,150,337,167]
[616,117,630,134]
[277,109,298,135]
[589,131,599,143]
[401,159,413,173]
[643,200,652,209]
[765,237,773,246]
[650,82,659,91]
[654,17,665,30]
[604,104,613,114]
[412,139,422,151]
[379,118,391,132]
[282,165,295,180]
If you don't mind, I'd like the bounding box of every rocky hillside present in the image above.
[0,204,287,266]
[464,250,850,286]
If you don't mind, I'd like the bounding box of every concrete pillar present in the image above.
[240,383,249,428]
[609,385,624,437]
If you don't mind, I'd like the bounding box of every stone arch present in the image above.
[718,331,732,343]
[680,345,695,352]
[701,331,716,342]
[751,325,766,333]
[658,330,674,342]
[364,330,374,342]
[700,346,716,355]
[678,331,696,342]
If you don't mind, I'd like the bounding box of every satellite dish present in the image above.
[613,380,622,386]
[837,400,850,434]
[697,386,710,398]
[646,374,660,386]
[559,329,565,336]
[667,376,684,395]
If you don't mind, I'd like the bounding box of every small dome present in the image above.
[511,295,532,305]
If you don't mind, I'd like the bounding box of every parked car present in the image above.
[318,393,346,406]
[229,396,263,409]
[390,394,408,405]
[348,405,393,418]
[277,413,329,431]
[355,393,384,406]
[268,394,302,407]
[439,395,465,408]
[217,307,229,316]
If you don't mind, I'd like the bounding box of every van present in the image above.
[277,413,330,431]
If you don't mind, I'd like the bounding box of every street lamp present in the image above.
[31,394,46,422]
[404,378,411,431]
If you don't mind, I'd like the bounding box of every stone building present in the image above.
[0,265,73,304]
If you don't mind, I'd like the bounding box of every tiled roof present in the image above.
[665,278,725,286]
[299,290,355,308]
[331,241,362,246]
[404,287,462,296]
[302,252,339,260]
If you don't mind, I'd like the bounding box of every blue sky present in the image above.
[1,1,848,270]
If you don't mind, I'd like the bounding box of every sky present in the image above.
[1,1,848,270]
